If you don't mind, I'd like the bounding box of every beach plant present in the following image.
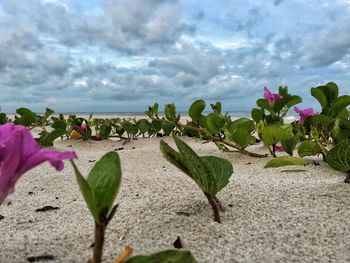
[261,124,292,157]
[302,82,350,144]
[160,137,233,223]
[70,151,122,263]
[326,139,350,183]
[251,86,302,125]
[0,123,77,205]
[147,100,266,158]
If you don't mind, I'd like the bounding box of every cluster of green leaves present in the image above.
[250,87,302,158]
[147,101,264,157]
[263,83,350,177]
[160,137,233,223]
[252,86,302,125]
[3,107,172,146]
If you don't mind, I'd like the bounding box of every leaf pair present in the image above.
[160,137,233,196]
[71,152,122,223]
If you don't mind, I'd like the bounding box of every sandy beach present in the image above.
[0,123,349,262]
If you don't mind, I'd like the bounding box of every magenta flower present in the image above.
[81,121,88,133]
[275,145,284,152]
[0,123,77,205]
[294,107,319,125]
[264,87,283,106]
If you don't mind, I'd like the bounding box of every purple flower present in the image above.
[264,87,283,106]
[81,121,88,133]
[294,107,319,125]
[0,123,77,205]
[275,145,284,152]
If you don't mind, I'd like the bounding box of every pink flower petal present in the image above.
[0,123,77,204]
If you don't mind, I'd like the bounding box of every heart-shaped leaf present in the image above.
[160,137,233,196]
[298,140,322,157]
[204,113,226,134]
[327,139,350,173]
[201,156,233,192]
[87,152,122,221]
[71,161,99,222]
[261,125,288,145]
[189,99,206,121]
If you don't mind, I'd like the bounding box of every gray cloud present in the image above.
[0,0,349,113]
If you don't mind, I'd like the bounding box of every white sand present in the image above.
[0,132,350,262]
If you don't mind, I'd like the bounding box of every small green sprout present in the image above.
[160,137,233,223]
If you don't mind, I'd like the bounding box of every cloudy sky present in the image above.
[0,0,350,113]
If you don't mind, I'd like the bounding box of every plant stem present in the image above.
[272,144,277,158]
[93,222,106,263]
[204,192,221,223]
[213,196,225,212]
[345,172,350,184]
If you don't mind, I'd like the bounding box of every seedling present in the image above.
[160,137,233,223]
[70,152,122,263]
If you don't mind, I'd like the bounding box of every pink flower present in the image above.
[81,121,88,133]
[294,107,319,125]
[0,123,77,205]
[264,87,283,106]
[275,145,284,152]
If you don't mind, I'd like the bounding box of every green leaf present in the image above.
[264,156,309,168]
[87,152,122,221]
[228,118,255,133]
[174,137,217,194]
[150,119,162,133]
[281,131,301,155]
[51,120,66,131]
[330,95,350,117]
[324,82,339,102]
[125,250,197,263]
[201,156,233,192]
[261,125,288,145]
[14,107,37,126]
[189,99,206,121]
[161,122,175,135]
[44,108,54,119]
[100,123,112,139]
[70,161,99,222]
[311,87,328,110]
[327,139,350,172]
[0,113,7,124]
[38,129,66,147]
[160,140,189,175]
[228,128,255,151]
[257,99,270,110]
[298,140,322,157]
[251,108,264,123]
[210,101,222,114]
[204,113,226,134]
[165,103,178,122]
[137,119,151,134]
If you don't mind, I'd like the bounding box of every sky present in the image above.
[0,0,350,113]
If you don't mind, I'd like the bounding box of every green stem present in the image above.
[204,192,221,223]
[93,223,106,263]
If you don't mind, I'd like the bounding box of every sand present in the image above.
[0,129,350,262]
